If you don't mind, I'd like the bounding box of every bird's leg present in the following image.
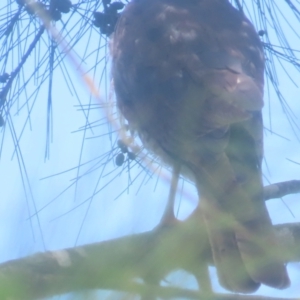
[195,262,213,297]
[144,164,181,293]
[159,163,181,227]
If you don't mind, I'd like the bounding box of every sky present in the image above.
[0,0,300,299]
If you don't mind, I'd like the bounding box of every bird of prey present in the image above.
[110,0,290,293]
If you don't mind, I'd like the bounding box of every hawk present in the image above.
[110,0,290,293]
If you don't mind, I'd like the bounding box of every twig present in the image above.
[234,0,243,13]
[0,26,45,108]
[264,180,300,200]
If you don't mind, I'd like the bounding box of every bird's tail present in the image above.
[195,152,290,293]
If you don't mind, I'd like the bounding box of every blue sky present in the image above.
[0,0,300,298]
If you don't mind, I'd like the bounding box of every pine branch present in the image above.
[0,183,299,300]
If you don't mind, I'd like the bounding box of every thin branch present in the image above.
[234,0,243,13]
[264,180,300,200]
[0,25,45,107]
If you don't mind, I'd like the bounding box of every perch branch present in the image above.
[0,217,299,299]
[1,180,299,299]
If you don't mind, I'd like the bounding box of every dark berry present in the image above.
[117,139,128,153]
[109,2,125,12]
[50,9,61,21]
[127,152,136,161]
[0,73,9,83]
[51,0,72,14]
[115,153,125,166]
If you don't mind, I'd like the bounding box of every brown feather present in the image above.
[111,0,290,293]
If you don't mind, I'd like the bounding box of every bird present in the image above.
[110,0,290,293]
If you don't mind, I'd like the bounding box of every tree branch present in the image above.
[1,180,299,299]
[264,180,300,200]
[1,210,299,299]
